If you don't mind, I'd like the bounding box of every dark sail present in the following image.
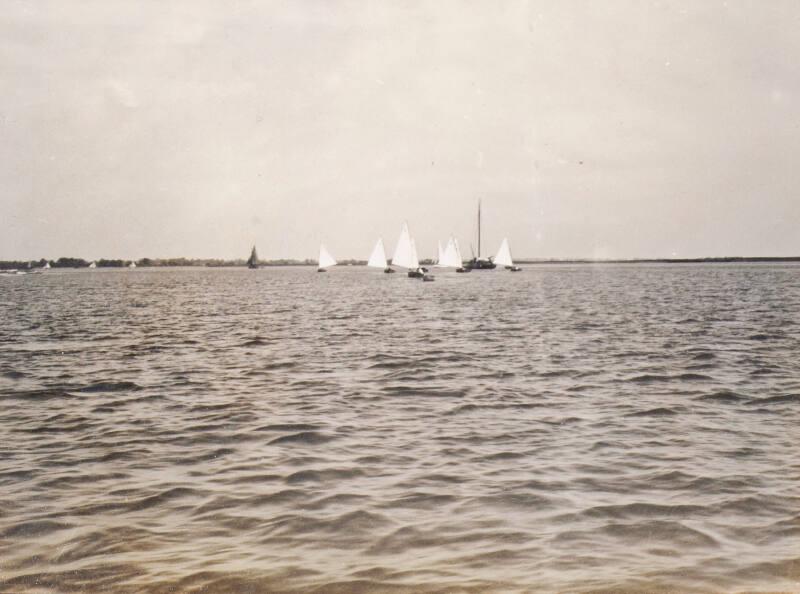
[247,246,258,269]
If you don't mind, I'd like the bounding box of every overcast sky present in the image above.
[2,0,799,260]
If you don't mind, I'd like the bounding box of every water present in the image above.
[1,265,798,593]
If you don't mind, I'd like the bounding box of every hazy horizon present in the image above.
[2,1,799,261]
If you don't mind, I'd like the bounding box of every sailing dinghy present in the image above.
[494,238,521,271]
[437,236,469,272]
[317,244,337,272]
[390,223,433,280]
[247,245,259,269]
[368,238,394,273]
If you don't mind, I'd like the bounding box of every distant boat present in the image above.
[43,262,50,270]
[128,261,137,269]
[495,238,521,271]
[434,241,445,267]
[453,238,469,273]
[247,245,259,269]
[368,238,394,273]
[391,222,431,279]
[464,200,496,270]
[437,236,469,273]
[317,244,337,272]
[88,261,97,269]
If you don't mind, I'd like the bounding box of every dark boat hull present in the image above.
[465,258,496,270]
[384,267,396,274]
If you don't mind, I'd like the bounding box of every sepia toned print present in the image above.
[1,2,798,593]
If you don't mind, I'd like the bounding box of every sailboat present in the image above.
[368,238,394,273]
[128,261,137,269]
[437,236,470,272]
[412,239,434,280]
[317,244,337,272]
[434,241,445,268]
[88,261,97,269]
[391,222,432,280]
[464,200,497,270]
[453,238,469,272]
[43,262,50,270]
[247,245,259,269]
[495,238,521,271]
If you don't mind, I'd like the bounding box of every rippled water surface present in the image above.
[1,265,798,593]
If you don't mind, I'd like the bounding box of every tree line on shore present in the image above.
[0,257,369,270]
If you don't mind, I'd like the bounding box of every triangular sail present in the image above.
[367,238,387,268]
[494,238,513,267]
[391,222,415,269]
[453,238,464,267]
[247,245,258,268]
[434,240,446,267]
[440,237,457,268]
[318,244,337,268]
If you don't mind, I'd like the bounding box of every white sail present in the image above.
[318,244,337,269]
[453,238,464,267]
[391,222,415,269]
[435,237,462,268]
[43,262,50,269]
[128,261,136,268]
[440,237,456,268]
[88,261,97,269]
[409,238,420,270]
[494,238,514,267]
[434,240,446,267]
[367,238,387,269]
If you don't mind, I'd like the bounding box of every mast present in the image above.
[478,199,481,258]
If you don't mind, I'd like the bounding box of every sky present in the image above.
[1,0,799,260]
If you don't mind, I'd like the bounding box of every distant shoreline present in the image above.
[2,256,799,270]
[516,256,800,264]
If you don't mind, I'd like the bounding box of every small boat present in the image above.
[247,245,259,269]
[367,238,394,273]
[317,244,337,272]
[434,241,446,268]
[494,238,521,271]
[464,200,496,270]
[128,261,137,269]
[453,239,470,273]
[88,261,97,269]
[43,262,51,270]
[436,236,469,272]
[408,239,426,278]
[391,222,427,278]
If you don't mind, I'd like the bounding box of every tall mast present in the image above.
[478,199,481,258]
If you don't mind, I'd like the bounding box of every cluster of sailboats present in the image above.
[313,221,521,280]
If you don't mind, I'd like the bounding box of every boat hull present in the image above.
[465,258,496,270]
